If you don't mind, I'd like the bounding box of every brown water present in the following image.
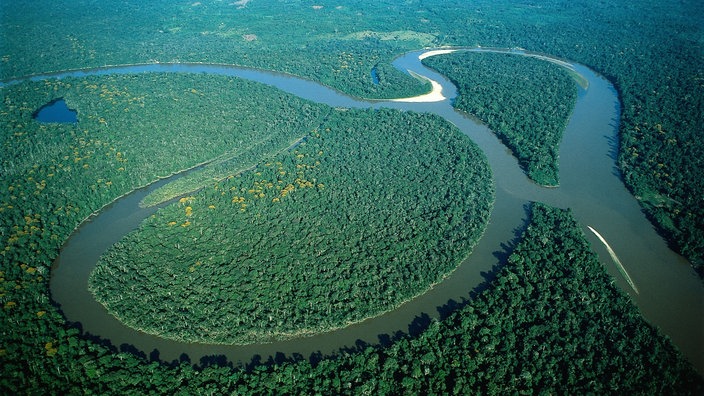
[39,49,704,373]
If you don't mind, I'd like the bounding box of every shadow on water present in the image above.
[605,133,620,160]
[199,354,233,369]
[436,203,532,321]
[607,93,622,175]
[119,343,147,360]
[376,330,407,348]
[407,313,432,337]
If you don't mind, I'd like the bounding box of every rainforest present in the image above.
[422,51,578,186]
[88,106,493,345]
[1,0,703,394]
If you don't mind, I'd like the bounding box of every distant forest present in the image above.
[1,0,703,393]
[3,0,700,272]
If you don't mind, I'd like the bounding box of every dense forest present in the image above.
[89,108,493,344]
[5,200,702,393]
[431,0,704,274]
[6,0,699,272]
[1,72,329,208]
[2,0,704,393]
[0,1,432,100]
[0,73,331,307]
[0,73,328,388]
[423,51,578,186]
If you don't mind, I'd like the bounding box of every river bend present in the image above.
[5,48,700,372]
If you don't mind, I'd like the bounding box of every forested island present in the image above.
[422,51,578,186]
[2,0,703,393]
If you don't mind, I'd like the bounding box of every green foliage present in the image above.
[14,203,703,394]
[89,108,494,344]
[259,204,701,394]
[2,0,703,393]
[140,135,311,207]
[423,51,578,186]
[425,0,704,272]
[4,1,701,268]
[0,1,431,99]
[0,72,327,391]
[338,203,703,394]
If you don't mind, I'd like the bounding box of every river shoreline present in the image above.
[30,48,703,373]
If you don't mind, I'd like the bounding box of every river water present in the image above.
[16,48,701,372]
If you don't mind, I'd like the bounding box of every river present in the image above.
[13,48,700,373]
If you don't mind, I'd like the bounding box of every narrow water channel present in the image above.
[20,48,702,373]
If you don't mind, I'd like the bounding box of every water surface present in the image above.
[33,98,78,123]
[26,49,704,373]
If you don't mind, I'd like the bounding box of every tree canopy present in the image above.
[423,51,578,186]
[89,107,493,344]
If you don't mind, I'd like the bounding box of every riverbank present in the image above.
[0,48,695,388]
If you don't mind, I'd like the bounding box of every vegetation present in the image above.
[7,0,698,272]
[89,108,493,344]
[140,134,309,207]
[0,1,432,99]
[5,201,702,393]
[0,72,325,388]
[422,0,704,274]
[276,204,702,394]
[2,73,329,199]
[423,51,578,186]
[2,0,703,393]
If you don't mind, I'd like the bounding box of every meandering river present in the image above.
[11,48,701,372]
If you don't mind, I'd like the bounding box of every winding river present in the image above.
[11,48,701,373]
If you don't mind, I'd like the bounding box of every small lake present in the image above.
[371,67,380,85]
[33,98,78,123]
